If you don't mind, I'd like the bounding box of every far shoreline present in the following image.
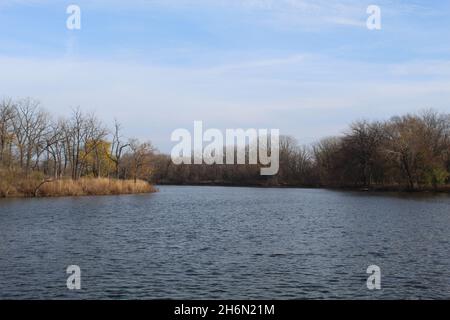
[2,180,450,199]
[155,182,450,194]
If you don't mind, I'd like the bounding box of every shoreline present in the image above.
[2,180,450,198]
[0,191,157,200]
[0,178,157,199]
[155,182,450,194]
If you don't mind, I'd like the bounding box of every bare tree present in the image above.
[11,98,50,175]
[341,121,385,187]
[0,98,16,167]
[43,119,66,179]
[128,139,154,183]
[109,120,129,178]
[63,108,108,179]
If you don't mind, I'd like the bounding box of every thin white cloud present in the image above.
[205,54,306,74]
[389,60,450,77]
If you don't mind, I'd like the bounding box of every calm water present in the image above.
[0,186,449,299]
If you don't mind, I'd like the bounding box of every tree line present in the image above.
[152,110,450,191]
[2,97,449,192]
[0,97,155,186]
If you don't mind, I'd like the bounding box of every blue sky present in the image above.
[1,0,450,151]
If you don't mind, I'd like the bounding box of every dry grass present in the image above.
[0,171,156,198]
[37,178,156,197]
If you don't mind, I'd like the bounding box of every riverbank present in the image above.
[156,180,450,193]
[0,177,157,198]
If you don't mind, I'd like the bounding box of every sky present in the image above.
[0,0,450,151]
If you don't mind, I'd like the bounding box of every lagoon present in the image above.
[0,186,449,299]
